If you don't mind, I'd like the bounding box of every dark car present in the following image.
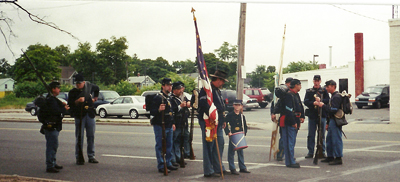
[221,89,259,112]
[25,92,69,116]
[355,84,389,109]
[94,90,120,109]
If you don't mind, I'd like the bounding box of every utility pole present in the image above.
[236,3,246,100]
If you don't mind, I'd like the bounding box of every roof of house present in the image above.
[0,78,14,86]
[59,66,77,79]
[128,76,155,83]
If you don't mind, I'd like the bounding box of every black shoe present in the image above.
[277,157,283,161]
[305,154,313,158]
[167,165,178,170]
[223,170,228,174]
[231,170,239,175]
[329,158,343,165]
[88,158,99,163]
[46,167,59,173]
[204,173,219,177]
[76,160,85,165]
[240,169,251,173]
[54,164,63,169]
[287,163,300,168]
[321,157,334,163]
[158,169,171,173]
[172,162,179,167]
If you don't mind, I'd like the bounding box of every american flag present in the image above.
[192,8,218,142]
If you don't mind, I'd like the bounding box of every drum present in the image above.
[230,131,248,151]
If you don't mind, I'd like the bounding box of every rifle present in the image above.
[161,97,168,176]
[313,92,324,164]
[189,90,198,160]
[22,49,52,96]
[179,104,187,168]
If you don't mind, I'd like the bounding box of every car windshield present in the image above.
[261,90,271,95]
[103,92,120,100]
[365,87,383,94]
[243,94,250,99]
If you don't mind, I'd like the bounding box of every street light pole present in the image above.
[313,55,319,64]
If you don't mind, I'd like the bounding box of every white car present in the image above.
[96,96,149,119]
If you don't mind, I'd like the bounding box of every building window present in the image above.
[5,84,7,89]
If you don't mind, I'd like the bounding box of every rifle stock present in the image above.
[161,97,168,175]
[189,90,198,160]
[179,107,186,168]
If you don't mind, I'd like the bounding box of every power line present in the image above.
[331,5,387,23]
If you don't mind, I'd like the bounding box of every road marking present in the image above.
[299,159,400,182]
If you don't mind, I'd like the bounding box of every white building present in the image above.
[283,59,390,102]
[127,76,155,88]
[0,78,15,98]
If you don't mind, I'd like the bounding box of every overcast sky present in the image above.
[1,0,397,73]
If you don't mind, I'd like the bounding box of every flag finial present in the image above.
[191,8,196,21]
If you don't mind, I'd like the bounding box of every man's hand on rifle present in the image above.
[65,104,70,110]
[75,97,85,105]
[326,124,329,130]
[318,102,324,107]
[300,118,305,123]
[172,124,176,131]
[92,97,98,102]
[180,101,186,108]
[292,123,297,129]
[186,101,191,108]
[271,114,276,121]
[222,121,226,129]
[159,104,165,112]
[228,132,232,137]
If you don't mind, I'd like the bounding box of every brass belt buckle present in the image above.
[84,106,89,110]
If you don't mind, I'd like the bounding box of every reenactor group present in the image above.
[39,71,344,177]
[270,75,345,168]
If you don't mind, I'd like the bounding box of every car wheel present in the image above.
[357,105,362,109]
[99,109,107,118]
[30,108,37,116]
[375,101,382,109]
[130,109,139,119]
[117,115,123,118]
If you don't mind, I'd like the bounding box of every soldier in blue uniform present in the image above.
[282,79,305,168]
[304,75,329,158]
[224,99,250,175]
[270,77,293,161]
[150,78,178,173]
[68,73,100,165]
[198,70,228,177]
[321,80,344,165]
[43,82,69,173]
[170,81,191,167]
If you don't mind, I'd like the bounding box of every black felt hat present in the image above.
[74,73,84,84]
[285,77,293,83]
[233,99,243,105]
[209,70,229,82]
[325,80,337,86]
[172,82,184,90]
[313,75,321,81]
[290,79,301,88]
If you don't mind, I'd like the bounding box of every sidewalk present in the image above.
[1,109,399,133]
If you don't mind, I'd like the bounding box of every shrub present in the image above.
[14,81,46,98]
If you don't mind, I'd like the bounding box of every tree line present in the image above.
[0,36,319,98]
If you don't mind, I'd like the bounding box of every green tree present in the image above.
[203,53,229,75]
[12,44,61,83]
[54,45,72,66]
[283,60,319,74]
[96,36,130,84]
[70,42,102,84]
[14,81,46,98]
[0,58,11,78]
[249,65,275,90]
[166,72,196,93]
[172,59,197,74]
[114,80,138,96]
[214,41,238,62]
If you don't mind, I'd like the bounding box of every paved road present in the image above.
[0,106,399,181]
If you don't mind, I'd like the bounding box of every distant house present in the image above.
[59,66,78,85]
[127,76,155,88]
[0,78,14,98]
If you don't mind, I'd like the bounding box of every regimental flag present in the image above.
[192,8,218,142]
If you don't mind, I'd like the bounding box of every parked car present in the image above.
[355,84,389,109]
[221,89,259,112]
[25,92,69,116]
[94,90,120,108]
[96,96,149,119]
[243,88,270,108]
